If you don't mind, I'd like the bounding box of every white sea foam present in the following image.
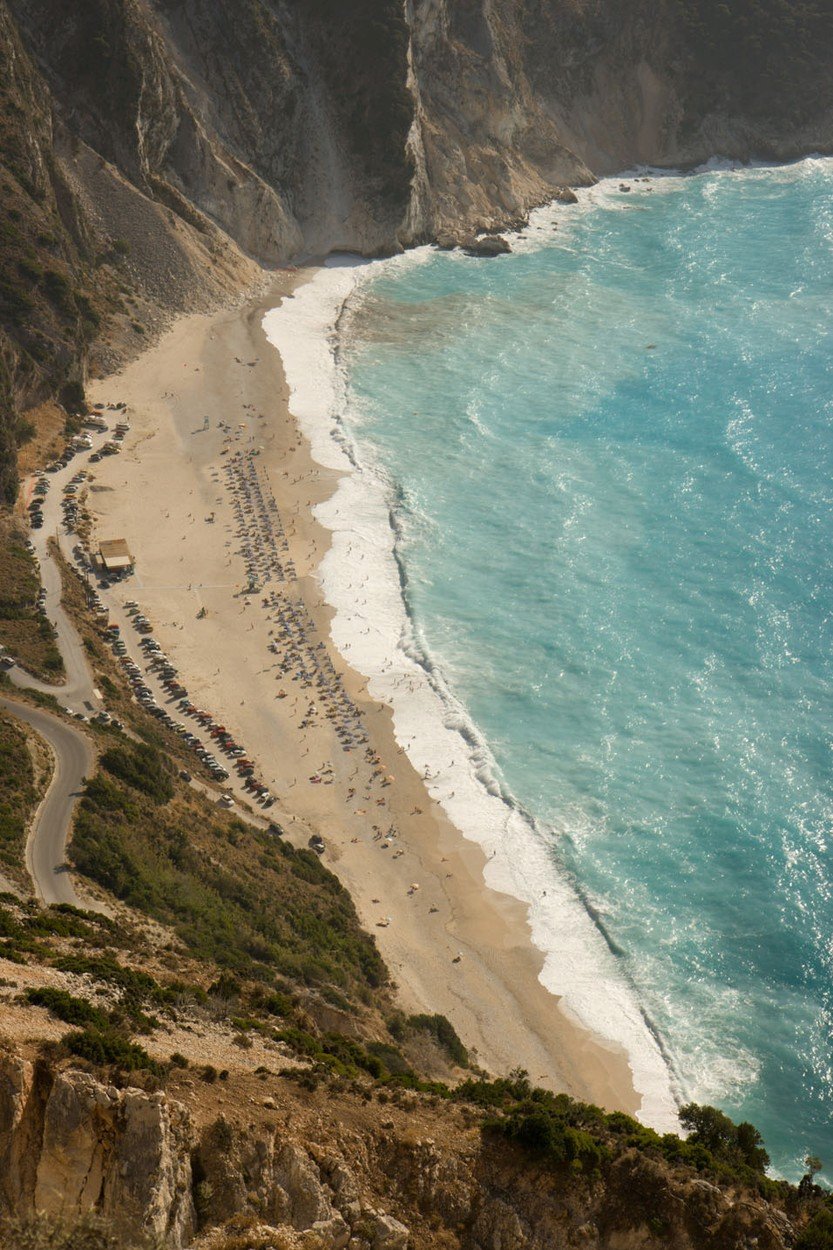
[263,236,680,1131]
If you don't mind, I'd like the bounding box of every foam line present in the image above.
[263,233,680,1130]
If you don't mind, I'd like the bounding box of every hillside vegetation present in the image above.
[0,711,39,876]
[72,743,387,1001]
[0,518,62,678]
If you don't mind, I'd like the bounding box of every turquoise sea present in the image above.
[331,160,833,1180]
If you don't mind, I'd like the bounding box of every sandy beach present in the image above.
[85,272,641,1115]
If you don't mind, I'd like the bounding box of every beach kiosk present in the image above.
[96,538,135,578]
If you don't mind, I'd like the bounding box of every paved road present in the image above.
[4,419,270,907]
[8,433,109,715]
[7,551,100,712]
[0,697,93,907]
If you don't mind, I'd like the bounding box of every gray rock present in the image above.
[462,235,511,257]
[308,1213,351,1248]
[371,1212,410,1250]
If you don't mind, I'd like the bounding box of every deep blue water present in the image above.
[341,161,833,1179]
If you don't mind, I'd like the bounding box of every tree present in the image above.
[679,1103,737,1154]
[735,1120,770,1172]
[679,1102,770,1174]
[799,1155,824,1198]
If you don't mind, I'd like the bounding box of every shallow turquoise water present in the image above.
[341,161,833,1178]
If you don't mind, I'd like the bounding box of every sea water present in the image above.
[264,157,833,1179]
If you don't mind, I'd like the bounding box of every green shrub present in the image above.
[52,954,170,1027]
[455,1069,532,1107]
[407,1012,468,1066]
[99,743,174,804]
[680,1102,770,1173]
[63,1025,160,1074]
[796,1208,833,1250]
[259,989,294,1017]
[26,987,109,1029]
[493,1105,607,1171]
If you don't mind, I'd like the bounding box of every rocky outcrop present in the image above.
[0,1053,803,1250]
[0,1053,195,1247]
[5,0,833,271]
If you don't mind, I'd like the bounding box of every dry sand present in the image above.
[86,274,640,1114]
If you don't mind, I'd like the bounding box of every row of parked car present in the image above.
[125,602,275,800]
[111,638,231,781]
[117,604,276,805]
[61,469,89,533]
[33,430,97,527]
[44,432,94,475]
[28,472,51,529]
[89,420,129,463]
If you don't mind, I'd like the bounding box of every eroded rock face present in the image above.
[192,1114,409,1250]
[0,1054,798,1250]
[0,1053,42,1213]
[5,0,833,270]
[0,1057,196,1247]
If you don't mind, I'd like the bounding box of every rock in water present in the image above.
[553,186,579,203]
[462,235,511,257]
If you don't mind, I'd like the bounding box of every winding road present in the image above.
[0,697,93,906]
[1,423,117,903]
[5,416,270,905]
[8,452,105,714]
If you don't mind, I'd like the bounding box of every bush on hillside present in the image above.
[26,987,109,1029]
[98,743,174,804]
[405,1012,469,1066]
[63,1025,159,1074]
[796,1207,833,1250]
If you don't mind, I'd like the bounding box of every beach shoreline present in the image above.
[86,267,647,1119]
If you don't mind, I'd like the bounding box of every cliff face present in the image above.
[6,0,417,261]
[1,0,831,491]
[0,1055,195,1247]
[0,1051,802,1250]
[0,0,93,504]
[5,0,833,271]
